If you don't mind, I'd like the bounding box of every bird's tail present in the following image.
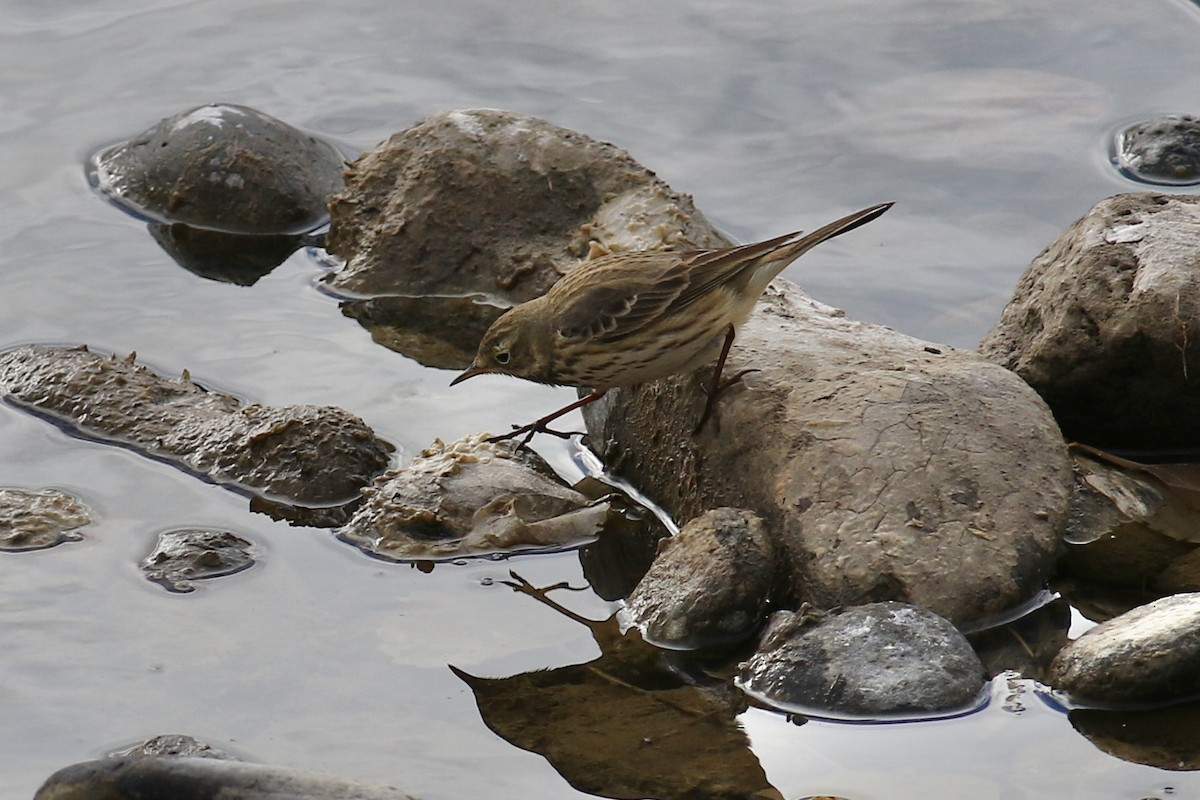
[738,201,893,295]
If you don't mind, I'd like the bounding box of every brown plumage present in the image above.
[453,202,892,443]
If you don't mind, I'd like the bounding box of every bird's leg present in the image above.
[487,388,608,446]
[694,324,759,434]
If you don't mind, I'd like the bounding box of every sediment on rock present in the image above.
[0,345,392,507]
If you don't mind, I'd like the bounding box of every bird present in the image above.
[451,202,892,444]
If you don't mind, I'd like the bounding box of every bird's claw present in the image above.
[486,422,586,447]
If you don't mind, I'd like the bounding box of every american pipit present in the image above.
[452,202,892,443]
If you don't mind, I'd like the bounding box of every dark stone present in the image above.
[91,103,346,234]
[1115,114,1200,185]
[738,602,987,717]
[34,756,418,800]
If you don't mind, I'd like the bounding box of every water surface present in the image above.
[3,1,1200,797]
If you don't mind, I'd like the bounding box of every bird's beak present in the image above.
[450,364,485,386]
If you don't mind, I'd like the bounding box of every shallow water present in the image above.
[3,0,1200,797]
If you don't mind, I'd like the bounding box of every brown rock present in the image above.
[0,345,391,507]
[325,108,729,303]
[585,283,1071,626]
[979,192,1200,450]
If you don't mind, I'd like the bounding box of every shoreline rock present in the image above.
[0,345,392,509]
[585,283,1072,626]
[980,192,1200,450]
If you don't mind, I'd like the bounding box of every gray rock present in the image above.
[340,433,609,561]
[1049,592,1200,704]
[324,109,730,360]
[0,345,392,508]
[737,602,986,717]
[91,103,345,234]
[0,486,91,551]
[622,508,776,648]
[585,283,1070,626]
[34,756,418,800]
[1114,114,1200,185]
[979,192,1200,450]
[141,529,256,593]
[113,734,236,760]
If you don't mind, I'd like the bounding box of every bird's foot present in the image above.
[487,421,586,447]
[694,368,761,434]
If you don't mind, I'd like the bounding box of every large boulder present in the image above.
[585,283,1072,626]
[326,108,729,301]
[323,109,730,367]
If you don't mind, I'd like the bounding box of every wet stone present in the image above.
[1049,592,1200,705]
[113,734,236,760]
[34,756,419,800]
[141,528,255,593]
[91,103,346,234]
[738,602,987,718]
[1114,114,1200,185]
[339,433,609,561]
[621,508,776,649]
[0,487,91,551]
[0,345,393,509]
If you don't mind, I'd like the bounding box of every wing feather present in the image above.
[551,253,691,343]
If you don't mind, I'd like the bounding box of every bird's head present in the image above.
[451,304,550,386]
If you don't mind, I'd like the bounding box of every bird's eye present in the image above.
[494,350,511,365]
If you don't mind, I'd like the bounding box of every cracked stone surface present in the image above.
[980,192,1200,450]
[585,281,1072,626]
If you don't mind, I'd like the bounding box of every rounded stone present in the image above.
[91,103,346,234]
[1049,592,1200,705]
[980,192,1200,450]
[738,602,987,717]
[621,508,776,648]
[1114,114,1200,185]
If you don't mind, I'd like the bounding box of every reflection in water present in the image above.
[1070,701,1200,771]
[339,293,509,370]
[453,572,783,800]
[148,223,306,286]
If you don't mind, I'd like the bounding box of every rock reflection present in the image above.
[1070,700,1200,771]
[148,223,307,286]
[339,294,508,370]
[453,572,782,800]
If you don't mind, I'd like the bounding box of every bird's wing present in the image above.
[551,252,691,343]
[670,229,803,311]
